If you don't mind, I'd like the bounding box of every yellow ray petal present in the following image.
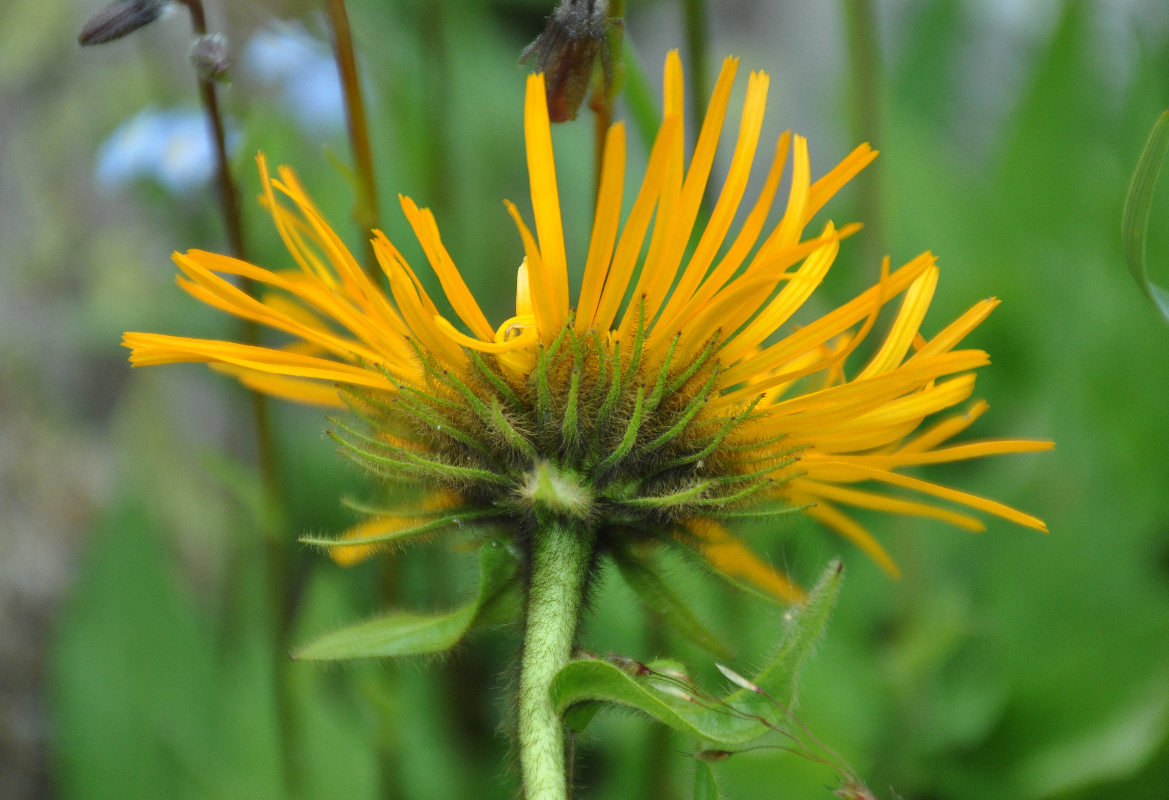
[653,68,770,340]
[682,518,805,604]
[524,72,570,327]
[640,57,745,336]
[123,333,396,389]
[211,363,346,407]
[910,298,999,360]
[798,499,901,577]
[805,143,878,221]
[576,122,627,332]
[399,195,495,341]
[747,134,811,271]
[808,461,1049,531]
[680,131,792,315]
[856,266,938,380]
[793,478,985,531]
[720,252,937,386]
[591,115,680,333]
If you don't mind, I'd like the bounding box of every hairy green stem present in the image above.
[519,521,596,800]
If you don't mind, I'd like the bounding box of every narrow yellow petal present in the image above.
[682,518,805,604]
[591,115,680,333]
[805,143,878,222]
[681,131,792,315]
[434,315,538,354]
[504,199,558,340]
[399,195,495,341]
[716,228,840,368]
[799,500,901,577]
[123,333,396,389]
[793,478,986,531]
[809,461,1050,532]
[654,68,769,339]
[524,72,569,327]
[576,122,627,332]
[642,57,745,336]
[856,266,938,380]
[211,363,346,408]
[747,134,811,271]
[721,252,936,386]
[910,298,999,360]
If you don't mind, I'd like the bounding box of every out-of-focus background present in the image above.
[4,0,1169,797]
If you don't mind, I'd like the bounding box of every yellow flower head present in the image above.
[124,52,1050,602]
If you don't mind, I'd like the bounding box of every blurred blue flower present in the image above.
[242,24,345,132]
[95,107,236,196]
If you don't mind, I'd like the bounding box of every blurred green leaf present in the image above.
[1016,678,1169,798]
[292,539,519,660]
[49,503,283,800]
[1122,110,1169,322]
[694,760,724,800]
[612,545,732,658]
[620,35,659,150]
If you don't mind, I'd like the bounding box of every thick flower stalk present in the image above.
[124,52,1049,799]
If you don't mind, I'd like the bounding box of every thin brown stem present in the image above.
[176,1,295,794]
[325,0,382,280]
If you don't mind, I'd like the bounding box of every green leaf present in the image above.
[292,539,520,660]
[550,657,769,744]
[550,560,843,743]
[738,559,843,715]
[694,760,724,800]
[1122,110,1169,322]
[611,546,733,658]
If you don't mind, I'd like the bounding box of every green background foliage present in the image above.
[3,0,1169,797]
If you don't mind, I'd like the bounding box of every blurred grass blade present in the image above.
[694,760,723,800]
[1122,110,1169,322]
[612,546,733,658]
[293,540,519,660]
[620,36,659,150]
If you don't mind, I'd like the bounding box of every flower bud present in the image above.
[520,0,610,122]
[190,32,231,83]
[78,0,170,46]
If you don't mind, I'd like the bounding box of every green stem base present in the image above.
[519,521,596,800]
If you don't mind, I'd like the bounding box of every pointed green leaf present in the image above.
[1122,110,1169,322]
[735,559,843,714]
[694,761,724,800]
[293,539,520,660]
[549,560,843,743]
[550,657,769,744]
[611,546,732,658]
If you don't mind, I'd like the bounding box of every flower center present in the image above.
[331,321,792,537]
